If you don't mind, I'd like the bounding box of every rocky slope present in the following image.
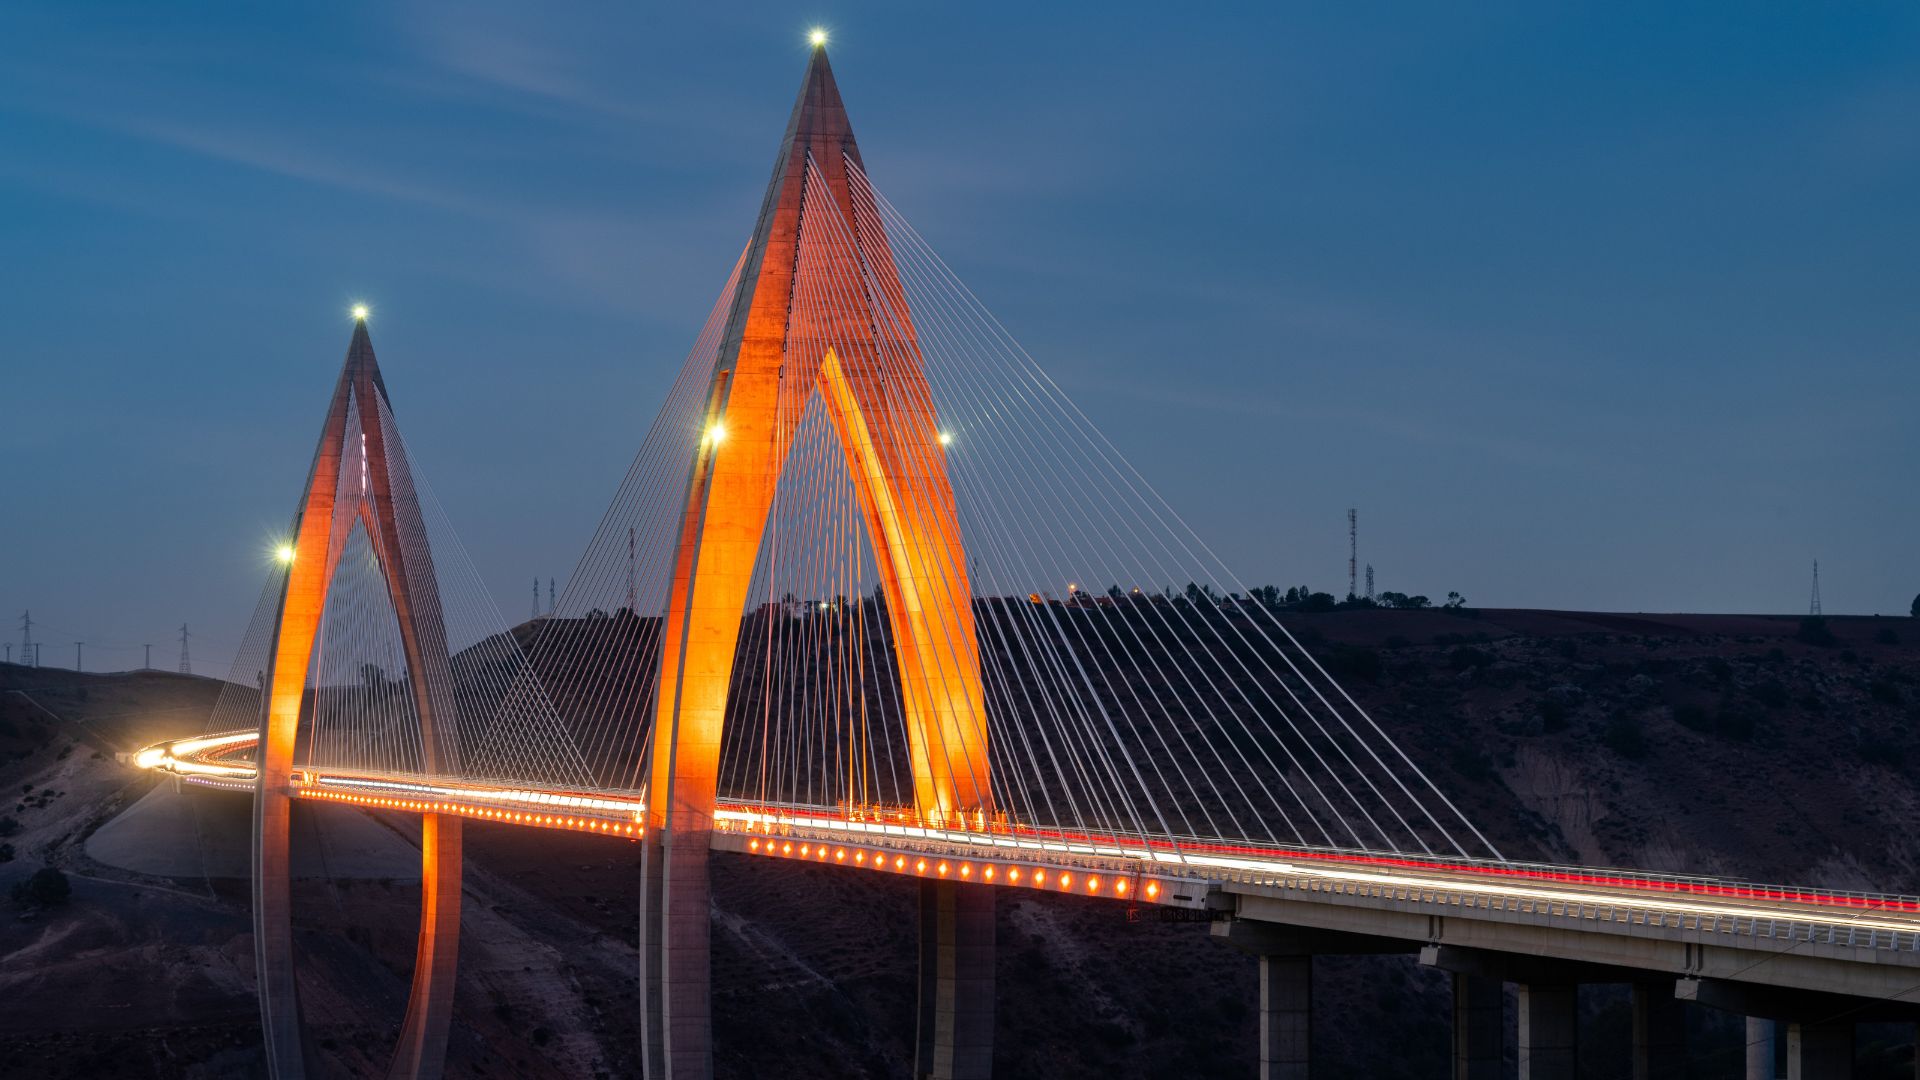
[1,608,1915,1078]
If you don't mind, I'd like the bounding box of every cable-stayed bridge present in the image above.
[133,43,1920,1080]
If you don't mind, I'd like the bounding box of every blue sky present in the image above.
[3,2,1916,672]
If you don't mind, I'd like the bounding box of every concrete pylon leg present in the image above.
[1517,982,1577,1080]
[915,880,994,1080]
[1252,954,1311,1080]
[1748,1018,1777,1080]
[386,813,462,1080]
[1631,983,1686,1080]
[640,831,713,1080]
[1785,1019,1851,1080]
[1452,972,1502,1080]
[254,785,308,1079]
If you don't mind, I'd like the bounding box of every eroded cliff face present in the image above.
[3,609,1916,1078]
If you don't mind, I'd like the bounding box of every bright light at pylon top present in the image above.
[938,431,953,446]
[351,303,369,322]
[705,422,727,446]
[808,28,828,47]
[274,543,296,565]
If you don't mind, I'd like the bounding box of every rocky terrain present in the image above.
[1,607,1916,1078]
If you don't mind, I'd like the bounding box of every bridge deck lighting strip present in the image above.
[130,731,1920,931]
[716,829,1202,909]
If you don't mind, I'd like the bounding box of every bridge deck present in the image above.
[135,730,1920,1001]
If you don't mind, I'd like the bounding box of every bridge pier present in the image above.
[1785,1019,1852,1079]
[915,880,995,1080]
[639,830,713,1080]
[1631,982,1687,1080]
[1211,919,1419,1078]
[1253,954,1311,1080]
[1517,981,1578,1080]
[387,813,462,1080]
[1747,1017,1777,1079]
[1452,972,1503,1080]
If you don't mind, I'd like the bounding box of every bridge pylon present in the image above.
[640,41,994,1079]
[253,317,464,1080]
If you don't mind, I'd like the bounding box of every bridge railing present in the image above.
[1212,868,1920,955]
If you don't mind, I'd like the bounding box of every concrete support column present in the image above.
[639,830,714,1080]
[253,785,308,1079]
[1517,982,1577,1080]
[386,813,462,1080]
[915,880,994,1080]
[1631,983,1686,1080]
[1747,1018,1776,1080]
[1451,972,1502,1080]
[1252,954,1311,1080]
[1785,1019,1851,1080]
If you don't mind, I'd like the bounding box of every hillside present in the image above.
[0,606,1916,1078]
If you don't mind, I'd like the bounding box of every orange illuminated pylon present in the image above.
[640,43,991,1078]
[253,318,463,1080]
[645,48,988,839]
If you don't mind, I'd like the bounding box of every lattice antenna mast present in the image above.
[1810,559,1822,617]
[18,610,32,669]
[533,578,540,621]
[1347,508,1358,601]
[548,578,555,615]
[1365,564,1375,602]
[177,623,190,674]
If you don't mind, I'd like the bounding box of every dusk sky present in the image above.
[4,3,1916,674]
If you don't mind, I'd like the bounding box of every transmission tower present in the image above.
[1809,560,1822,617]
[1347,509,1358,601]
[18,611,32,669]
[549,578,556,615]
[1365,564,1375,602]
[533,578,540,621]
[178,624,191,674]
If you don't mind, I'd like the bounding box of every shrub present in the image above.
[1671,703,1713,733]
[1715,701,1757,741]
[1797,617,1836,647]
[1876,628,1901,646]
[1449,647,1493,672]
[0,817,17,838]
[10,866,70,907]
[1602,714,1648,759]
[1870,679,1903,706]
[1539,697,1569,733]
[1323,645,1382,683]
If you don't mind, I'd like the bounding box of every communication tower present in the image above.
[1347,509,1358,601]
